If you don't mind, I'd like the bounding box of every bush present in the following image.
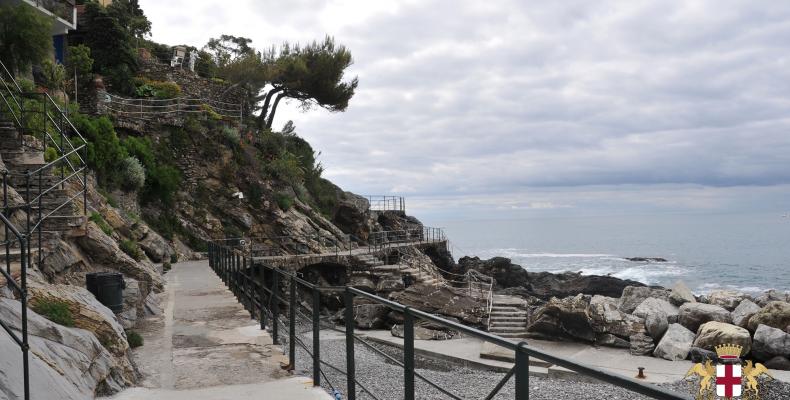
[267,152,305,186]
[0,4,53,76]
[162,261,171,273]
[89,211,113,235]
[72,113,128,189]
[170,253,178,263]
[66,44,94,86]
[274,192,294,211]
[144,164,181,204]
[44,147,58,163]
[201,104,222,121]
[120,240,143,261]
[120,156,145,191]
[41,59,66,91]
[127,330,143,348]
[32,299,74,327]
[221,125,240,145]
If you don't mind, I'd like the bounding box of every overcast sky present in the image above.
[140,0,790,220]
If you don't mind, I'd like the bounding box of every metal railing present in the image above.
[103,92,243,125]
[358,195,405,213]
[28,0,76,25]
[0,212,30,400]
[1,58,89,270]
[207,241,691,400]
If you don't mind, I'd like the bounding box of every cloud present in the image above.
[140,0,790,216]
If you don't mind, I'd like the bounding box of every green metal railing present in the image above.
[207,240,691,400]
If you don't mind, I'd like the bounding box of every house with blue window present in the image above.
[0,0,77,63]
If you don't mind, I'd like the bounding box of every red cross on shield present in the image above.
[716,363,742,398]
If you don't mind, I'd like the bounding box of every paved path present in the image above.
[106,260,330,400]
[358,329,790,384]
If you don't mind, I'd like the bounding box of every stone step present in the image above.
[493,332,531,339]
[490,316,527,322]
[489,326,529,333]
[370,265,403,273]
[490,312,528,318]
[3,248,40,263]
[491,306,523,312]
[490,321,527,328]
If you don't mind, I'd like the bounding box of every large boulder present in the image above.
[707,290,750,311]
[137,224,173,263]
[692,321,751,355]
[0,297,133,399]
[618,286,670,314]
[645,311,669,341]
[764,356,790,371]
[752,324,790,361]
[588,295,646,338]
[527,294,595,342]
[689,347,718,363]
[117,278,140,329]
[458,257,528,289]
[390,284,487,326]
[633,297,679,324]
[353,304,389,329]
[669,281,696,306]
[331,192,371,241]
[731,299,761,328]
[629,332,655,356]
[678,303,732,332]
[747,301,790,332]
[595,333,631,348]
[653,323,696,361]
[27,282,129,355]
[755,290,790,307]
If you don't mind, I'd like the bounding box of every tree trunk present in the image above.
[257,86,283,129]
[266,93,285,129]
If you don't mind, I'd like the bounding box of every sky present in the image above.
[140,0,790,221]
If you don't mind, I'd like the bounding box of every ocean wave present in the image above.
[696,283,770,295]
[492,249,615,258]
[612,265,689,285]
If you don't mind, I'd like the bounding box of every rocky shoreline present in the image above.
[454,256,790,370]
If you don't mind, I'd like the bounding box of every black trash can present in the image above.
[86,272,125,313]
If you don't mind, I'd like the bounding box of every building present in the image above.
[0,0,77,63]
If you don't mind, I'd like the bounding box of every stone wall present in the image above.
[138,59,246,109]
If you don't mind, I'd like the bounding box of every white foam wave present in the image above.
[612,265,688,285]
[492,249,615,258]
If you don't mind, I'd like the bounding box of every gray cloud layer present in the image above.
[142,0,790,216]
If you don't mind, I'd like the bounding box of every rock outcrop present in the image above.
[692,321,751,355]
[669,281,696,306]
[678,303,732,332]
[752,324,790,361]
[390,284,487,326]
[653,323,696,361]
[747,301,790,332]
[731,299,760,328]
[707,290,750,311]
[588,295,645,338]
[0,298,133,399]
[618,286,670,314]
[527,294,595,342]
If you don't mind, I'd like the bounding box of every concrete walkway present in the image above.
[358,329,790,384]
[106,260,330,400]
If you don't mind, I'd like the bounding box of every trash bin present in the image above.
[86,272,125,312]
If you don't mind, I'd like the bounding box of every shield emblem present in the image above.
[716,363,742,398]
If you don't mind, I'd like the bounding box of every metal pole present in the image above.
[20,237,29,400]
[345,288,356,400]
[515,342,530,399]
[259,263,266,330]
[37,172,41,268]
[312,288,321,387]
[271,271,279,344]
[3,172,9,276]
[289,276,296,370]
[404,309,415,400]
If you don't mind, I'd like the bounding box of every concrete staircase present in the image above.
[487,295,529,339]
[0,112,86,268]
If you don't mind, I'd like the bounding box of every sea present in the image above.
[426,213,790,295]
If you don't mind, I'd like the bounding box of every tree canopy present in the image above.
[0,3,53,76]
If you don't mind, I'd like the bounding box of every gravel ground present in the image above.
[275,319,790,400]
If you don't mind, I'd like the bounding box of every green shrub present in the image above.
[201,104,222,121]
[0,3,53,76]
[72,113,128,189]
[32,299,74,327]
[267,152,305,186]
[127,330,143,348]
[221,125,240,145]
[44,147,58,163]
[120,240,143,260]
[274,192,294,211]
[150,80,181,99]
[144,164,181,204]
[134,83,156,97]
[162,261,171,273]
[119,156,145,191]
[89,211,113,235]
[170,253,178,263]
[41,59,66,91]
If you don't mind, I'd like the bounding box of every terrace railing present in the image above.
[207,241,692,400]
[103,92,243,125]
[358,195,405,213]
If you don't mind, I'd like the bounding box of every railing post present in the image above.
[515,342,530,399]
[289,275,296,370]
[345,288,356,400]
[312,287,321,387]
[20,237,29,400]
[24,171,31,267]
[37,172,42,268]
[259,263,266,330]
[271,271,279,344]
[403,308,415,400]
[3,171,9,276]
[82,143,87,215]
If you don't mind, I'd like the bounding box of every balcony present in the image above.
[22,0,77,33]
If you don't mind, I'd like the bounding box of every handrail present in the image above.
[207,241,691,400]
[0,210,30,400]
